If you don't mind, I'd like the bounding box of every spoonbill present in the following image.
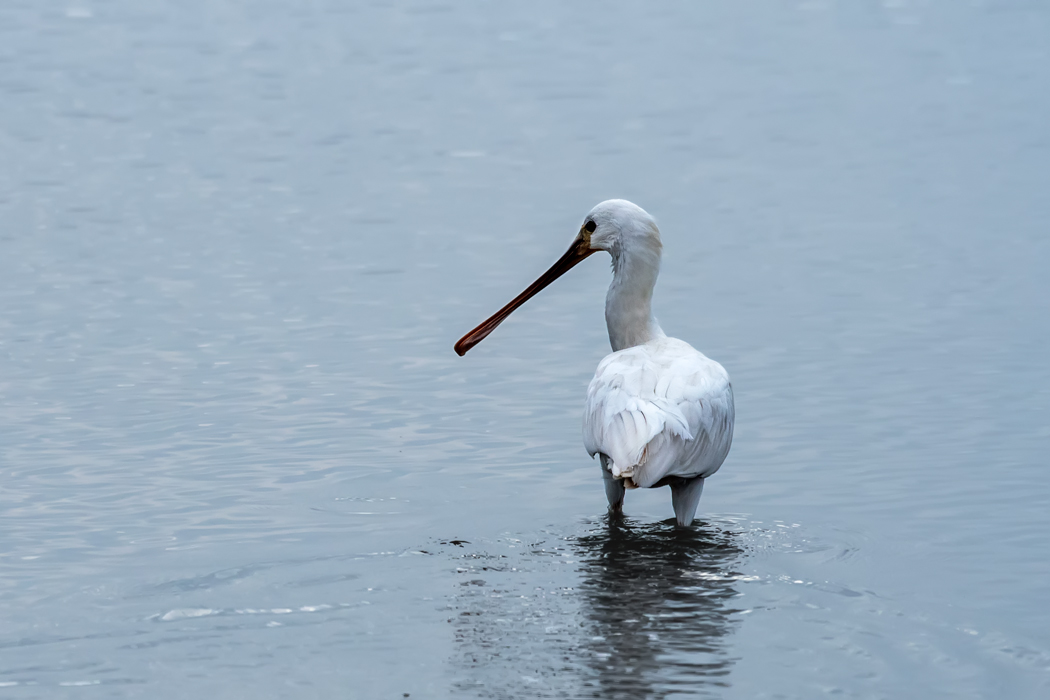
[455,200,734,526]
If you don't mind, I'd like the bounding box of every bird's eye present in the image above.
[584,220,597,233]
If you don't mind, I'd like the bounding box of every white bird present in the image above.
[455,199,734,526]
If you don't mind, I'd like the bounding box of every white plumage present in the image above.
[583,337,734,489]
[455,199,734,526]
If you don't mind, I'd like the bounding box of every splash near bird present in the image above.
[455,200,734,526]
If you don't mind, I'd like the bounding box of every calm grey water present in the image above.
[2,1,1048,698]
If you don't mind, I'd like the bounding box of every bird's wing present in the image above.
[583,339,734,487]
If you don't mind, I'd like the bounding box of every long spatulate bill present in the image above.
[454,233,595,356]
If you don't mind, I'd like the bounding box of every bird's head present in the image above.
[580,199,661,259]
[454,199,658,356]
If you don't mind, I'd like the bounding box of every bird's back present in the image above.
[583,337,734,488]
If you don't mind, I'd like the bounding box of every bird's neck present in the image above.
[605,241,665,352]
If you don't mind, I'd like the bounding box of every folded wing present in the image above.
[583,338,734,487]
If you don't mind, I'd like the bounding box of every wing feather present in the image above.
[583,338,734,487]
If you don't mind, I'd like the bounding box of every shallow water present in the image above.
[2,1,1049,697]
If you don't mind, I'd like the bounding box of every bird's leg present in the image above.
[669,476,705,527]
[599,454,625,512]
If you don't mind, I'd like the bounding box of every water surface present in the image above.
[2,1,1048,697]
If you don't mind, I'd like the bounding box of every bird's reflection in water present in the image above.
[448,515,745,699]
[574,515,745,699]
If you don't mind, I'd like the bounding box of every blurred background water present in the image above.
[1,1,1048,698]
